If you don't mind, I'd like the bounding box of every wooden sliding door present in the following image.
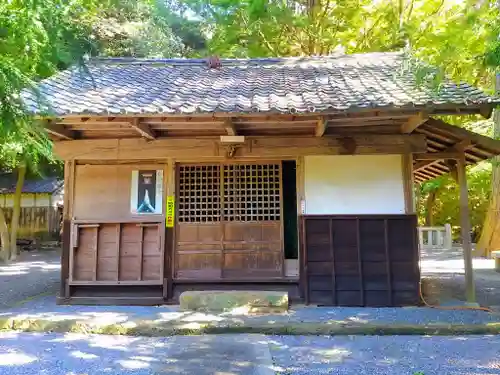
[175,163,283,280]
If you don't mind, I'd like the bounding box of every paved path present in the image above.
[2,293,498,327]
[0,250,60,309]
[0,332,499,374]
[421,247,500,308]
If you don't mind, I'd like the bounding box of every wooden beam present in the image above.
[456,153,476,304]
[414,152,462,160]
[413,140,473,172]
[53,134,427,161]
[130,118,155,140]
[223,119,237,136]
[46,122,74,140]
[315,117,327,137]
[401,112,428,134]
[479,104,494,119]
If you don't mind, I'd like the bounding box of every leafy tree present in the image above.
[92,0,206,57]
[183,0,500,249]
[0,0,207,261]
[0,0,100,260]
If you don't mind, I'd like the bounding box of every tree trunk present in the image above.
[477,73,500,257]
[9,162,26,261]
[0,208,10,263]
[425,190,438,226]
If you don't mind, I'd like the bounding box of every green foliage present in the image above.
[0,0,102,172]
[418,164,491,239]
[92,0,206,58]
[179,0,499,233]
[0,0,207,174]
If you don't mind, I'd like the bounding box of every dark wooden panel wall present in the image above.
[303,214,419,307]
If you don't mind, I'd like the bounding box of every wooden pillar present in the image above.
[402,152,415,214]
[457,153,476,303]
[59,160,75,301]
[163,159,175,300]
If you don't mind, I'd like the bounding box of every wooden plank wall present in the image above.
[3,206,60,240]
[71,221,162,285]
[68,162,167,289]
[303,214,419,307]
[73,163,165,220]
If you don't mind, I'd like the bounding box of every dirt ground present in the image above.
[420,246,500,309]
[0,248,60,309]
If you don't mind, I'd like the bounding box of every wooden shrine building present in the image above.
[24,52,500,306]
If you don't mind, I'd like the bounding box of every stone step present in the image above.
[179,290,289,314]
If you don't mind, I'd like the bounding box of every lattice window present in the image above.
[223,163,281,222]
[178,163,281,223]
[178,165,221,223]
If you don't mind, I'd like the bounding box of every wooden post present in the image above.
[402,152,415,214]
[59,160,75,301]
[163,159,175,300]
[457,153,476,303]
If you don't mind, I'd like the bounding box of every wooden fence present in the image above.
[2,206,61,240]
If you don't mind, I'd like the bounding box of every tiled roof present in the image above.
[0,176,63,194]
[23,52,498,116]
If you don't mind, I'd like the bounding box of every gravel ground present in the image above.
[4,294,499,325]
[269,335,500,374]
[0,332,499,375]
[0,250,60,309]
[0,332,273,375]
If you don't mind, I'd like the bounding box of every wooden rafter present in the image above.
[315,117,327,137]
[401,112,428,134]
[45,121,74,140]
[413,140,473,172]
[130,118,155,140]
[414,152,462,160]
[223,118,237,136]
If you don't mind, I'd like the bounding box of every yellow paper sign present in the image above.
[166,196,175,228]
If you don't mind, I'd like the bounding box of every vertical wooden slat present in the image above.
[68,223,77,282]
[60,219,71,299]
[301,216,309,304]
[296,157,305,290]
[163,160,173,300]
[384,219,393,306]
[63,161,73,219]
[279,162,285,277]
[92,226,99,281]
[220,164,225,279]
[329,218,336,305]
[115,223,121,281]
[412,214,420,304]
[356,218,364,306]
[138,225,144,281]
[62,160,76,294]
[163,226,171,299]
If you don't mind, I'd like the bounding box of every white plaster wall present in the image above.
[304,155,405,215]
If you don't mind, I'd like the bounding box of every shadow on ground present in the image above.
[420,246,500,308]
[0,333,500,374]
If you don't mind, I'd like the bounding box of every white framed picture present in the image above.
[130,170,163,214]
